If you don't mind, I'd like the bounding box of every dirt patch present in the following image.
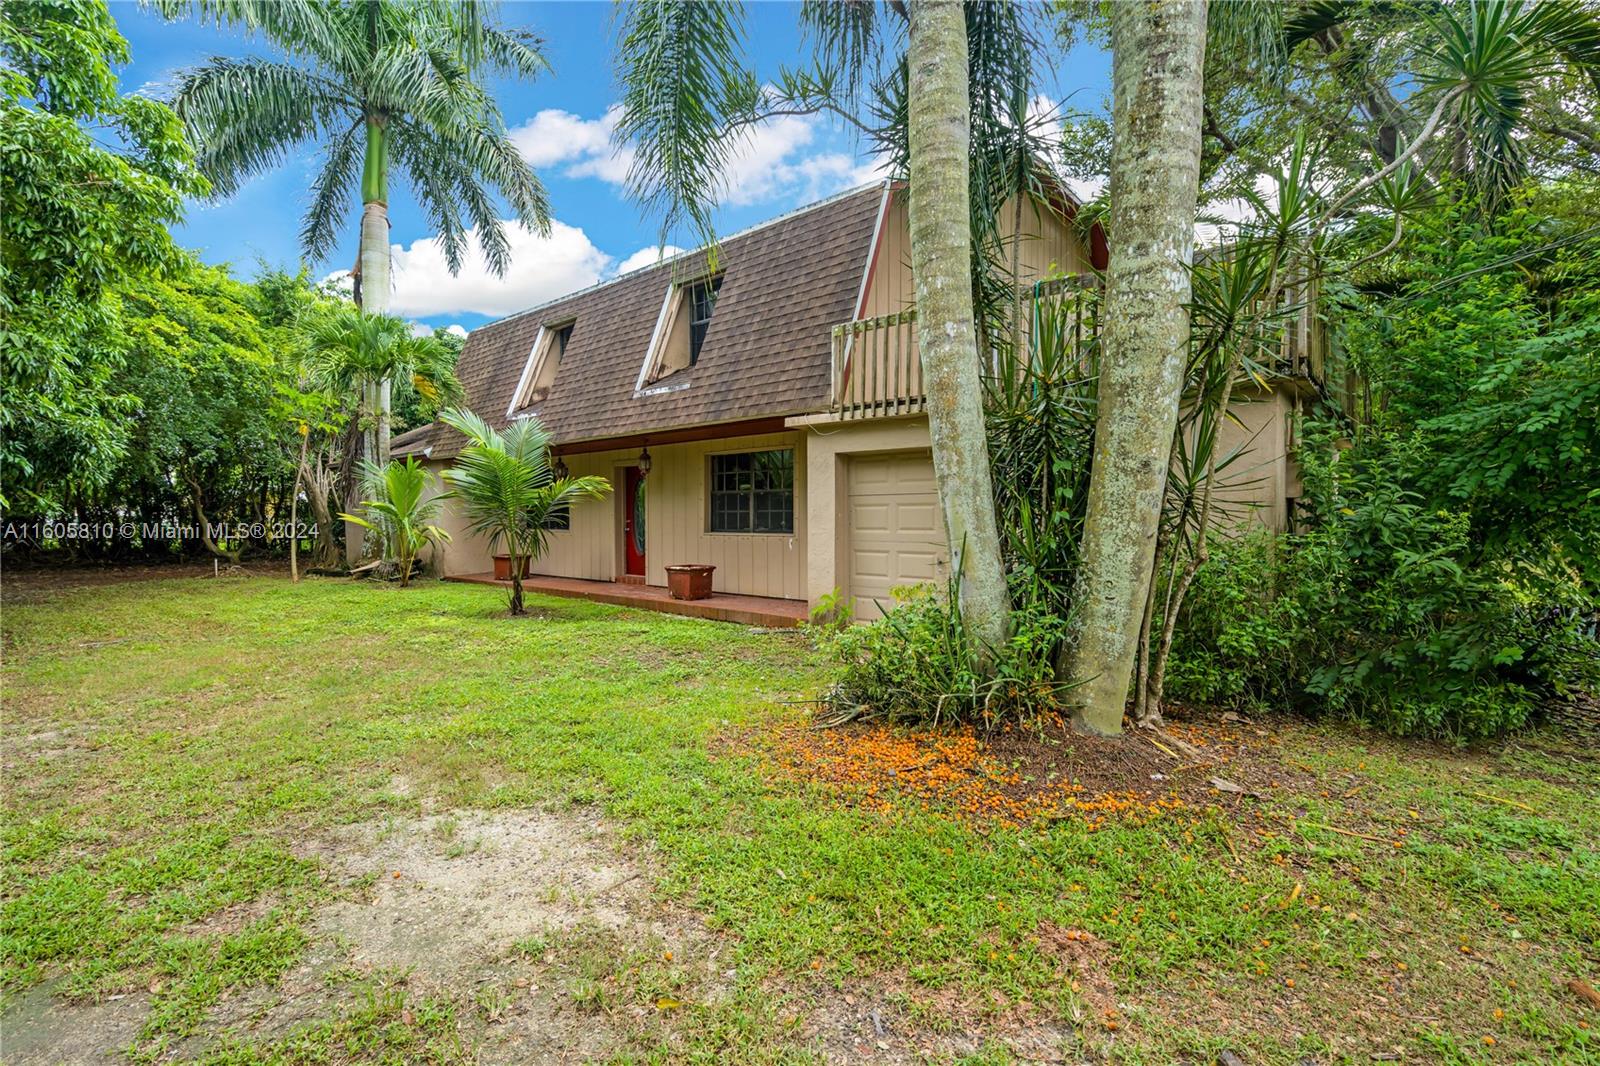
[195,808,708,1059]
[308,809,661,981]
[0,980,149,1065]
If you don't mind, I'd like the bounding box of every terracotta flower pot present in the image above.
[493,554,529,581]
[666,564,715,600]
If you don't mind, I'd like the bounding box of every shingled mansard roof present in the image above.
[391,182,885,460]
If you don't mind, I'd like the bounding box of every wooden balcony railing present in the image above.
[830,308,922,419]
[829,274,1360,423]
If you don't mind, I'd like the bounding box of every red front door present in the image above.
[623,466,646,576]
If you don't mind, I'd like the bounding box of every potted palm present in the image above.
[438,408,610,616]
[338,457,451,586]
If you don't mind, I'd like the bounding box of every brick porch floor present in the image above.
[445,572,808,628]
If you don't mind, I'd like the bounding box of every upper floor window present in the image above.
[508,318,576,414]
[687,276,721,366]
[709,449,794,534]
[637,273,724,390]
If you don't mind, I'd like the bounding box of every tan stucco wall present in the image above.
[426,430,807,599]
[422,459,494,577]
[800,416,940,606]
[799,389,1301,612]
[1204,385,1297,533]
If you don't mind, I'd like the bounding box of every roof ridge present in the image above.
[476,180,891,332]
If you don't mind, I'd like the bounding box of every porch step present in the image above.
[445,572,807,628]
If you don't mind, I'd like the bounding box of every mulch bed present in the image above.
[760,710,1290,830]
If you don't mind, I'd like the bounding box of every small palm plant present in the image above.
[338,458,451,587]
[438,407,610,616]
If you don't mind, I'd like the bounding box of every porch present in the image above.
[445,572,809,628]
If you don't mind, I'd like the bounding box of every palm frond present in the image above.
[614,0,753,247]
[301,120,365,264]
[170,57,354,196]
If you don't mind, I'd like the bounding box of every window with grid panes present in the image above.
[709,450,794,533]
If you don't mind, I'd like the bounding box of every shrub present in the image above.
[817,581,1072,728]
[1166,427,1597,739]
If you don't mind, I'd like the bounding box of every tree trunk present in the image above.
[291,430,308,582]
[348,117,392,562]
[906,0,1010,656]
[1061,0,1208,736]
[185,472,243,565]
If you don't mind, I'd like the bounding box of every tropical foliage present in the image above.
[0,0,206,511]
[339,458,451,586]
[304,307,461,471]
[438,408,610,616]
[163,0,551,492]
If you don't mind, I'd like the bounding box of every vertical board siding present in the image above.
[530,430,806,600]
[859,192,1092,321]
[422,460,495,576]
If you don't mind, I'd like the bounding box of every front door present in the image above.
[623,466,646,576]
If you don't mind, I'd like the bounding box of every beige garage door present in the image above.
[847,451,948,620]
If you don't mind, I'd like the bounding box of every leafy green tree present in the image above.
[164,0,550,478]
[111,256,301,562]
[0,0,206,511]
[1346,186,1600,590]
[393,327,465,435]
[438,408,609,617]
[340,458,450,586]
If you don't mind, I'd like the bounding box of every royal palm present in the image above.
[167,0,549,479]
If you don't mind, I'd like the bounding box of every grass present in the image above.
[3,573,1597,1063]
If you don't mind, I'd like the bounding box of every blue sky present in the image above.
[114,1,1111,333]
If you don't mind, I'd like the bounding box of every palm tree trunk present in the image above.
[906,0,1010,657]
[1060,0,1208,736]
[348,117,392,562]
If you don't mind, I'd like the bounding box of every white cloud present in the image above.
[353,218,613,319]
[615,244,687,275]
[511,106,633,184]
[508,101,887,210]
[444,323,469,338]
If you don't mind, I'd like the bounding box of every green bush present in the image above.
[1167,427,1597,739]
[817,581,1071,728]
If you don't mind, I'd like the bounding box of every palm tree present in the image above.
[339,457,451,586]
[1061,0,1208,736]
[438,408,610,617]
[165,0,549,469]
[305,306,461,472]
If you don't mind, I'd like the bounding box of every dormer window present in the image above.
[636,273,724,392]
[507,318,576,415]
[687,276,720,365]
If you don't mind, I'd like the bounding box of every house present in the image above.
[392,180,1318,621]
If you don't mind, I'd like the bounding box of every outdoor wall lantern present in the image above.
[638,447,652,477]
[551,456,569,481]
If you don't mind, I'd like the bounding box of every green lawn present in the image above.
[3,574,1596,1064]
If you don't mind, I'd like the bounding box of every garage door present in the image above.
[847,451,948,620]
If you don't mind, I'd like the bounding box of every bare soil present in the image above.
[2,806,1084,1064]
